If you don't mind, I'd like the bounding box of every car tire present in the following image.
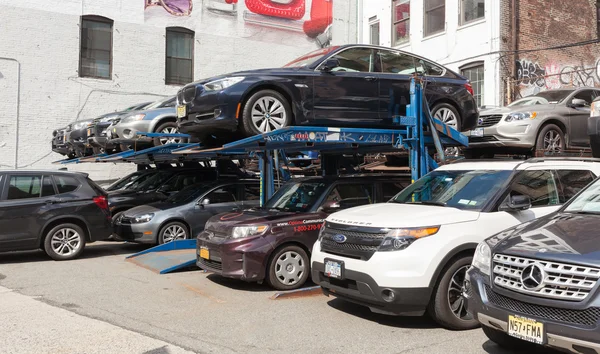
[535,124,565,154]
[153,121,188,146]
[481,325,535,352]
[428,255,479,330]
[240,90,292,137]
[43,223,87,261]
[431,103,462,132]
[266,245,310,291]
[158,221,189,245]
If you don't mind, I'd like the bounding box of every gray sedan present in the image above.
[113,179,260,244]
[464,87,600,157]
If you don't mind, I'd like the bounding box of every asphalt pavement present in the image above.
[0,242,557,354]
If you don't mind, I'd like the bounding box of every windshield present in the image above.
[508,97,547,107]
[390,169,513,211]
[165,183,207,204]
[132,171,174,191]
[144,96,176,110]
[528,90,574,104]
[264,181,330,212]
[564,178,600,213]
[106,172,145,191]
[282,47,339,68]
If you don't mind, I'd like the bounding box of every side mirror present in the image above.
[321,200,341,213]
[570,98,588,108]
[499,194,531,211]
[320,58,340,72]
[157,185,170,194]
[201,198,210,205]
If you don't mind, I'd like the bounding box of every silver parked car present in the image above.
[113,179,260,245]
[464,87,600,158]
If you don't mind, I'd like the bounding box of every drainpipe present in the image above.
[510,0,518,103]
[0,57,21,169]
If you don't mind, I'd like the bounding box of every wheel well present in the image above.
[158,219,191,238]
[240,85,295,124]
[153,116,177,132]
[536,119,567,144]
[39,218,91,247]
[428,247,476,299]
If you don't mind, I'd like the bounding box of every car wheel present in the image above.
[241,90,292,137]
[428,255,479,330]
[43,223,86,261]
[266,245,310,291]
[432,103,462,131]
[481,325,535,351]
[153,122,188,146]
[535,124,565,154]
[158,222,189,245]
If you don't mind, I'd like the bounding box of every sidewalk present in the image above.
[0,286,197,354]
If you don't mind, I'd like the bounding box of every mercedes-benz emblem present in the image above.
[331,234,347,243]
[520,263,546,291]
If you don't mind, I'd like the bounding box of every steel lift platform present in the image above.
[53,77,469,274]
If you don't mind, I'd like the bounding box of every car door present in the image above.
[374,49,416,124]
[0,174,58,251]
[189,184,242,234]
[567,89,599,146]
[311,47,380,125]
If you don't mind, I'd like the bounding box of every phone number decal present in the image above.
[293,224,323,232]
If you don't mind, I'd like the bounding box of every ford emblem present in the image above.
[332,234,347,243]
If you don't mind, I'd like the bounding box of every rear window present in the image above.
[54,175,81,194]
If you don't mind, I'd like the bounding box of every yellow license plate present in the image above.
[177,105,186,118]
[199,247,209,259]
[507,315,544,344]
[87,128,91,136]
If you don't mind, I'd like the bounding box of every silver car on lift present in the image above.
[464,87,600,158]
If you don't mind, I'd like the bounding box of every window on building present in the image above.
[423,0,445,37]
[461,62,484,107]
[80,16,113,79]
[392,0,410,45]
[460,0,485,24]
[369,16,380,45]
[165,27,194,85]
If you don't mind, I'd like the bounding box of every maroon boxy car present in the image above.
[196,174,411,290]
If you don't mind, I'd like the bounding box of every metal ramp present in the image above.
[125,240,197,274]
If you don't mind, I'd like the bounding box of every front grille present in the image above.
[469,136,498,143]
[198,258,222,271]
[492,254,600,301]
[485,285,600,327]
[183,86,196,103]
[177,90,184,105]
[478,114,503,127]
[320,226,386,261]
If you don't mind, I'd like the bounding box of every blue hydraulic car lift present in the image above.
[53,77,468,274]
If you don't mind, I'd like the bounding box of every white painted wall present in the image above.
[360,0,501,108]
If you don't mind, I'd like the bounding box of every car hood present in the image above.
[120,107,175,120]
[204,208,323,234]
[189,67,307,86]
[326,203,479,228]
[491,212,600,267]
[480,104,558,116]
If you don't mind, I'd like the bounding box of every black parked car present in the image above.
[0,171,112,260]
[65,119,94,157]
[52,127,74,158]
[100,169,160,191]
[176,44,478,141]
[465,175,600,353]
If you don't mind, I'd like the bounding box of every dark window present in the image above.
[378,50,416,74]
[415,58,445,76]
[327,48,375,72]
[369,19,380,45]
[572,90,595,106]
[461,62,484,107]
[79,16,113,79]
[424,0,445,37]
[205,185,238,204]
[244,185,260,201]
[506,170,559,207]
[165,27,194,85]
[460,0,485,24]
[555,170,596,203]
[7,176,42,200]
[161,173,204,192]
[324,183,373,209]
[41,176,57,197]
[382,181,410,200]
[392,0,410,45]
[54,175,81,194]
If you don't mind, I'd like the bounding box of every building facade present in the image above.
[0,0,357,180]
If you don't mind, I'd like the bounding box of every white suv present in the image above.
[310,158,600,330]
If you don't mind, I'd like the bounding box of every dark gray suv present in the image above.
[465,173,600,353]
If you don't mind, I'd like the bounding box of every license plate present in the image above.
[470,128,484,137]
[324,259,343,279]
[177,105,186,118]
[507,315,544,345]
[199,247,209,260]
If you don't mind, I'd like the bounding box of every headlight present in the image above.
[124,113,146,122]
[73,121,91,130]
[472,241,491,276]
[505,111,537,122]
[203,77,245,91]
[317,222,327,241]
[132,213,154,224]
[592,100,600,117]
[99,114,119,123]
[231,225,268,239]
[377,226,440,251]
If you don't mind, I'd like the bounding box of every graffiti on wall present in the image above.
[516,57,600,96]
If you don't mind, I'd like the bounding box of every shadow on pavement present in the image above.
[482,340,562,354]
[206,273,317,294]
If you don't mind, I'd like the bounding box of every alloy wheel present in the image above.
[159,127,182,145]
[543,130,563,152]
[433,107,460,157]
[50,228,82,257]
[251,96,287,133]
[447,265,473,321]
[274,251,305,286]
[162,225,187,243]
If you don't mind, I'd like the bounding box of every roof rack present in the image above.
[525,157,600,163]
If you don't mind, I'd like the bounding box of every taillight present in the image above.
[465,82,474,96]
[93,195,109,211]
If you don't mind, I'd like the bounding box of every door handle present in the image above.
[365,76,377,81]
